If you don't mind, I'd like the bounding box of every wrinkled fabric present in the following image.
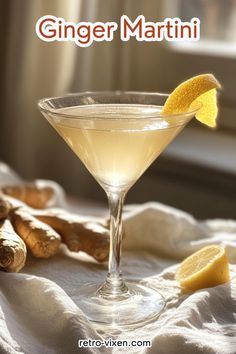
[1,202,236,354]
[0,165,236,354]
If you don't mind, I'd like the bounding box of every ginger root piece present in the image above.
[0,219,27,272]
[0,196,10,220]
[2,193,108,262]
[34,209,109,262]
[10,208,61,258]
[2,182,55,209]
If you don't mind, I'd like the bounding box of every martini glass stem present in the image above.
[98,191,128,298]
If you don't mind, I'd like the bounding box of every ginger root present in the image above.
[0,188,109,264]
[0,196,10,220]
[2,182,55,209]
[0,219,27,272]
[10,208,61,258]
[33,209,109,262]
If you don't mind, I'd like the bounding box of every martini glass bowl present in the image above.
[38,91,199,327]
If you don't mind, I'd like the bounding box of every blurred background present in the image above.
[0,0,236,218]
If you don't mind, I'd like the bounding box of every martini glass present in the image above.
[38,91,199,327]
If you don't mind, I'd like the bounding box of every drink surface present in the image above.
[51,104,185,189]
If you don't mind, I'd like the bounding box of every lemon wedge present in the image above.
[162,74,221,127]
[176,245,230,291]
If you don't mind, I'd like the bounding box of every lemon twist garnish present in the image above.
[162,74,221,127]
[176,245,230,291]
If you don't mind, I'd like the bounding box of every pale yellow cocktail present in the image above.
[52,104,183,190]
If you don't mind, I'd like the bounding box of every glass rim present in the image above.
[37,90,202,120]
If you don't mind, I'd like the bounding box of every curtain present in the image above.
[0,0,129,198]
[0,0,80,178]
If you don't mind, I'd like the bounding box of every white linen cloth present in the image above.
[0,162,236,354]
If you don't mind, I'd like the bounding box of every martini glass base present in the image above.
[77,282,165,328]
